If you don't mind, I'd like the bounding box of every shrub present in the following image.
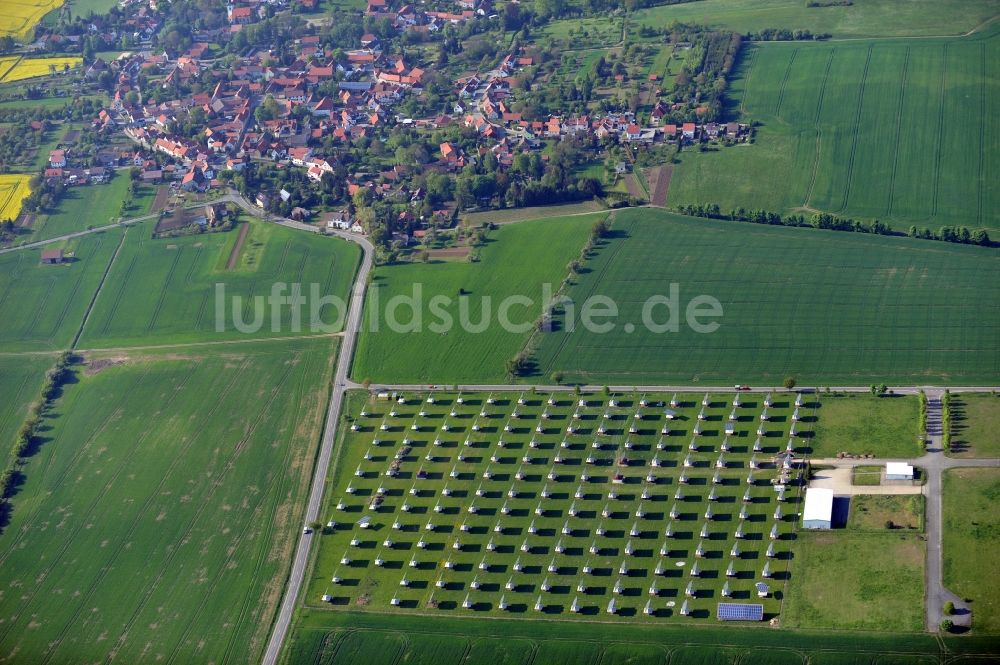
[783,376,797,390]
[940,619,954,632]
[944,601,955,615]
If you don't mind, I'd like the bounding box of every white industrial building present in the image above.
[885,462,915,481]
[802,487,833,529]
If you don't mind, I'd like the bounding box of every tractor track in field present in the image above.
[976,41,986,226]
[930,43,949,219]
[838,45,873,214]
[145,242,183,332]
[886,47,911,217]
[737,47,758,117]
[773,49,798,118]
[803,49,834,209]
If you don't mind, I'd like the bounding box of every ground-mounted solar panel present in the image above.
[717,603,764,621]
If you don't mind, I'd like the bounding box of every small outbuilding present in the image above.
[802,487,833,529]
[40,249,64,264]
[885,462,914,481]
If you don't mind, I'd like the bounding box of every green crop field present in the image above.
[0,229,123,352]
[78,219,361,348]
[531,209,1000,385]
[629,0,999,39]
[669,28,1000,231]
[353,214,602,383]
[943,468,1000,633]
[810,394,921,459]
[306,390,809,623]
[783,531,925,631]
[0,355,50,449]
[281,607,988,665]
[0,338,336,663]
[947,393,1000,457]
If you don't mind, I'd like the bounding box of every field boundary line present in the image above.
[534,212,626,381]
[803,48,835,209]
[930,43,949,219]
[886,47,910,217]
[838,45,873,214]
[76,331,343,354]
[46,235,105,344]
[70,229,125,349]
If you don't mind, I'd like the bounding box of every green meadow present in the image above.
[353,213,603,383]
[78,219,361,348]
[669,27,1000,231]
[783,531,925,632]
[25,172,151,243]
[629,0,999,39]
[943,468,1000,633]
[531,208,1000,386]
[0,338,336,663]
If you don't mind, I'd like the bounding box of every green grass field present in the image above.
[851,465,883,486]
[0,229,122,351]
[783,531,924,631]
[461,201,606,226]
[847,495,924,531]
[27,172,133,242]
[0,338,336,663]
[78,219,361,348]
[353,214,602,383]
[947,393,1000,457]
[306,389,806,623]
[629,0,999,39]
[669,28,1000,231]
[810,394,921,458]
[531,209,1000,386]
[943,468,1000,633]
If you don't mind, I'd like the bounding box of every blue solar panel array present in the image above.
[717,603,764,621]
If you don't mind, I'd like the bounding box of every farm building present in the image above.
[802,487,833,529]
[40,249,64,264]
[885,462,914,481]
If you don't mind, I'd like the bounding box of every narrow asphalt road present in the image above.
[260,207,373,665]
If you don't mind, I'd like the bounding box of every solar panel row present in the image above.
[717,603,764,621]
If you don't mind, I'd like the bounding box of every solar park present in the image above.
[308,391,811,622]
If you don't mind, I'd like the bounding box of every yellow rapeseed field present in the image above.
[0,0,64,42]
[0,57,82,83]
[0,57,20,81]
[0,174,32,223]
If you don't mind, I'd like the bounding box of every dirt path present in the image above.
[623,173,645,200]
[647,164,673,207]
[150,185,171,214]
[225,222,250,270]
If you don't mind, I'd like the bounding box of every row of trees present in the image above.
[675,203,992,247]
[2,352,76,509]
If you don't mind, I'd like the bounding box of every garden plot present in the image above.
[309,390,815,622]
